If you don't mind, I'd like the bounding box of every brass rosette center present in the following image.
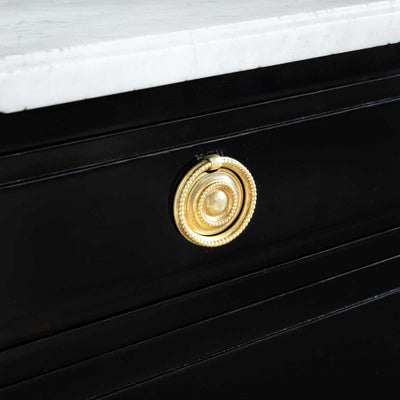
[173,155,257,247]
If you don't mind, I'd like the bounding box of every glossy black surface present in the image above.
[1,73,400,188]
[0,98,399,351]
[1,227,398,389]
[2,251,399,398]
[110,291,400,398]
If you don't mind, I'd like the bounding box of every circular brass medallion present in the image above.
[173,155,256,247]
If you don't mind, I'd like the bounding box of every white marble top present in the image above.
[1,0,400,113]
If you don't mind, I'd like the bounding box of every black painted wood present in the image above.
[1,253,399,399]
[107,291,400,399]
[0,227,398,388]
[1,73,400,188]
[0,97,399,351]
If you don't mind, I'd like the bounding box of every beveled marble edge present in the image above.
[1,0,400,113]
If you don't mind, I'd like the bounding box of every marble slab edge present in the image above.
[1,1,400,113]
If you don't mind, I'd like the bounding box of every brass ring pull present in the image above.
[173,154,257,247]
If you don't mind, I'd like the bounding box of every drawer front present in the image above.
[2,239,399,397]
[108,290,400,399]
[0,98,399,350]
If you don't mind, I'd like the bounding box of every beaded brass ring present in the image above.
[173,155,257,247]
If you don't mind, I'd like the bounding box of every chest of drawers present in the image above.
[1,1,400,398]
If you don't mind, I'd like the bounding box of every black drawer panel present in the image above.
[0,100,399,351]
[111,290,400,399]
[2,249,399,398]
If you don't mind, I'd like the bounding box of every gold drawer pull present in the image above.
[173,154,256,247]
